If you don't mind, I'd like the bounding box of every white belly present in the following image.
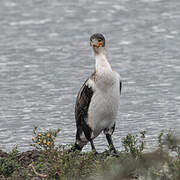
[87,79,120,138]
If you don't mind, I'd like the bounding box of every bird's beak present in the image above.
[90,39,102,48]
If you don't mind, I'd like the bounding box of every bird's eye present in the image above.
[98,39,101,42]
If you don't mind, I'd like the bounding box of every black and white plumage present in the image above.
[73,33,122,153]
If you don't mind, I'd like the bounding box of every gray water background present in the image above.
[0,0,180,152]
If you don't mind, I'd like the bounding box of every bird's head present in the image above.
[90,33,106,55]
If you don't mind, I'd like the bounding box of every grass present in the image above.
[0,127,179,180]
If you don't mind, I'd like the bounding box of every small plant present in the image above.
[122,131,146,158]
[158,130,180,155]
[31,126,60,151]
[0,147,19,177]
[158,130,164,151]
[165,131,180,154]
[157,131,180,180]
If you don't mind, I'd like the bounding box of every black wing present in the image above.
[120,81,122,95]
[75,80,94,127]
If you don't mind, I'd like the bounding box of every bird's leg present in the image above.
[106,134,117,154]
[104,124,117,154]
[90,140,98,154]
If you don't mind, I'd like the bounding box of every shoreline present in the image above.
[0,129,179,180]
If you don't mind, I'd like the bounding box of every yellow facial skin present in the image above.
[97,41,102,48]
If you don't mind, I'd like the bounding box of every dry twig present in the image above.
[29,163,47,178]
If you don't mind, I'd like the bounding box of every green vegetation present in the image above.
[0,127,179,180]
[0,147,19,178]
[122,131,146,159]
[31,126,60,151]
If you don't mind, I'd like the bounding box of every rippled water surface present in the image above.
[0,0,180,152]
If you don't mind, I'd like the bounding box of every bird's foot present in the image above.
[91,150,99,156]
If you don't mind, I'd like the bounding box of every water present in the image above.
[0,0,180,152]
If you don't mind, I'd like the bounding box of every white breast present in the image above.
[87,71,120,138]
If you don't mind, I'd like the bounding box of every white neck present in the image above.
[95,52,112,74]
